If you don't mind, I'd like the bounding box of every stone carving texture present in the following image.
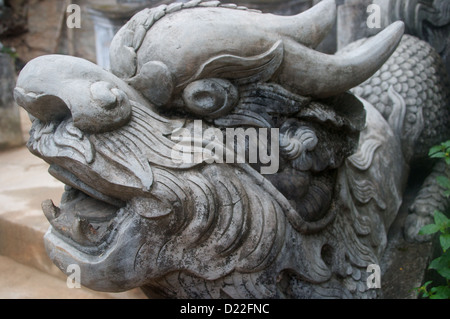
[345,35,450,243]
[374,0,450,76]
[13,0,450,298]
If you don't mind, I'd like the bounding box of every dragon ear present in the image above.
[180,40,284,88]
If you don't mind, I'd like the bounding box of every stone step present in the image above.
[0,255,145,299]
[0,146,146,299]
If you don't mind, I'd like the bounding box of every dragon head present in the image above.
[14,0,405,298]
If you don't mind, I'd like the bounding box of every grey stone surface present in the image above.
[230,0,319,15]
[0,53,23,149]
[374,0,450,76]
[12,0,448,299]
[379,178,434,299]
[345,33,450,243]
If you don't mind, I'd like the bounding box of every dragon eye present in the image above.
[182,78,238,119]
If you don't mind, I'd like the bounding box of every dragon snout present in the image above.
[14,87,71,123]
[14,55,133,134]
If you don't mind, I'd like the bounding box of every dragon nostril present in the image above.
[15,55,133,135]
[90,81,118,110]
[111,88,127,106]
[14,87,71,123]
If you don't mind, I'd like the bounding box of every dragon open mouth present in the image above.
[41,164,126,252]
[23,116,124,251]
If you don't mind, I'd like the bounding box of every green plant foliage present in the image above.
[415,142,450,299]
[0,44,18,62]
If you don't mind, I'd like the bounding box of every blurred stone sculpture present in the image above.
[14,0,448,298]
[345,35,450,243]
[374,0,450,75]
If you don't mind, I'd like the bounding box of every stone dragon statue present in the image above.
[13,0,449,298]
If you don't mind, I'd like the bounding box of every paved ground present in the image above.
[0,255,143,299]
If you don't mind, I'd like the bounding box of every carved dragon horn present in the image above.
[112,0,404,101]
[276,20,405,98]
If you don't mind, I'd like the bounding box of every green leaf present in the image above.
[430,151,447,159]
[441,234,450,252]
[446,157,450,166]
[429,286,450,299]
[436,267,450,280]
[429,254,450,279]
[442,140,450,149]
[429,145,444,156]
[421,290,430,298]
[419,223,440,235]
[0,46,16,56]
[434,211,449,229]
[415,281,433,298]
[444,189,450,198]
[437,176,450,190]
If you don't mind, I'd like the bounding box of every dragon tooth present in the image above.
[41,199,61,221]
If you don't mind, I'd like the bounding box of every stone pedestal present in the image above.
[0,53,22,150]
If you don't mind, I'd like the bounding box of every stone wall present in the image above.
[0,53,22,149]
[0,0,175,66]
[0,0,115,64]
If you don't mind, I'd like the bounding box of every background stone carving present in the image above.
[374,0,450,76]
